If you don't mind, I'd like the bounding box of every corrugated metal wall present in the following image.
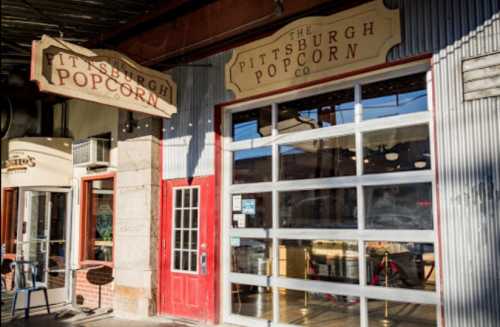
[163,1,500,325]
[162,51,233,179]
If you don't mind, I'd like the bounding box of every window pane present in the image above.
[174,231,181,248]
[192,188,199,207]
[86,179,113,262]
[233,147,272,184]
[192,209,198,228]
[48,271,65,289]
[190,252,197,272]
[175,210,181,228]
[182,250,189,271]
[279,188,357,228]
[183,189,190,207]
[182,230,189,249]
[279,289,360,326]
[231,238,272,275]
[174,251,181,270]
[232,106,272,141]
[175,189,182,208]
[279,135,356,180]
[232,193,272,228]
[190,231,198,250]
[362,73,427,120]
[279,240,359,284]
[363,125,430,174]
[231,283,273,320]
[183,209,190,228]
[366,242,435,291]
[50,193,66,240]
[278,88,354,134]
[368,300,437,326]
[48,242,66,270]
[365,183,433,230]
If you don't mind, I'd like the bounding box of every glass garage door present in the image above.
[222,66,439,327]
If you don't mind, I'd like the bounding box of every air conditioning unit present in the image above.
[73,138,110,167]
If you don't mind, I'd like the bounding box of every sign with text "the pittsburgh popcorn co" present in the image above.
[225,0,401,99]
[31,35,177,118]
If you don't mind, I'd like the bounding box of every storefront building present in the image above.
[1,0,499,326]
[150,0,499,326]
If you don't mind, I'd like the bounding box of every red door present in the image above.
[159,176,218,323]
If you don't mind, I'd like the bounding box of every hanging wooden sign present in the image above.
[225,0,401,99]
[31,35,177,118]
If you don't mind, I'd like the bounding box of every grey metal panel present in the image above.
[162,51,233,179]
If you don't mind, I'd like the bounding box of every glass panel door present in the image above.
[18,191,69,290]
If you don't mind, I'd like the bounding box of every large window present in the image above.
[81,176,114,263]
[172,187,200,272]
[223,67,438,327]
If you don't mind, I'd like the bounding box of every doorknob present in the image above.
[200,252,208,275]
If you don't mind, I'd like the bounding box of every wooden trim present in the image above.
[1,188,18,254]
[79,172,116,267]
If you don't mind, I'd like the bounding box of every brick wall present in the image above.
[74,267,114,309]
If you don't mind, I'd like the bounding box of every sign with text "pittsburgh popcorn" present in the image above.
[225,0,401,98]
[31,35,177,118]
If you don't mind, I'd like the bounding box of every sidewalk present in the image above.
[1,291,222,327]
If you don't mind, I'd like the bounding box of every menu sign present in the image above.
[225,0,401,98]
[31,35,177,118]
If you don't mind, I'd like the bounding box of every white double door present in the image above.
[15,188,71,307]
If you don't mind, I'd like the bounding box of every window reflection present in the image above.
[362,73,427,120]
[231,283,273,320]
[279,188,357,228]
[279,240,358,284]
[232,193,272,228]
[85,178,113,262]
[233,147,272,184]
[365,183,433,230]
[366,242,435,291]
[363,125,430,174]
[231,238,272,275]
[279,135,356,180]
[280,289,360,326]
[368,300,437,326]
[278,88,354,134]
[232,106,272,141]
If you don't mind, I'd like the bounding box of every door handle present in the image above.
[200,252,207,275]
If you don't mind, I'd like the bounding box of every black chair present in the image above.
[10,260,50,319]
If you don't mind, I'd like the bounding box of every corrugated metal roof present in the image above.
[0,0,161,81]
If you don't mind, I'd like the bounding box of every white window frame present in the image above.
[221,59,442,327]
[171,185,201,274]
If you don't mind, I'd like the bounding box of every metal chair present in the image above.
[10,260,50,319]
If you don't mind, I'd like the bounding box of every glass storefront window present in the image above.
[83,178,114,262]
[278,88,354,134]
[232,106,272,141]
[279,188,357,228]
[362,73,427,120]
[365,183,433,230]
[231,238,272,275]
[232,283,273,320]
[363,124,430,174]
[233,147,272,184]
[279,240,359,284]
[279,135,356,180]
[366,242,435,291]
[368,300,437,326]
[279,289,360,326]
[231,193,272,228]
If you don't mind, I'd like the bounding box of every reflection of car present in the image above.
[282,195,357,228]
[367,213,433,229]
